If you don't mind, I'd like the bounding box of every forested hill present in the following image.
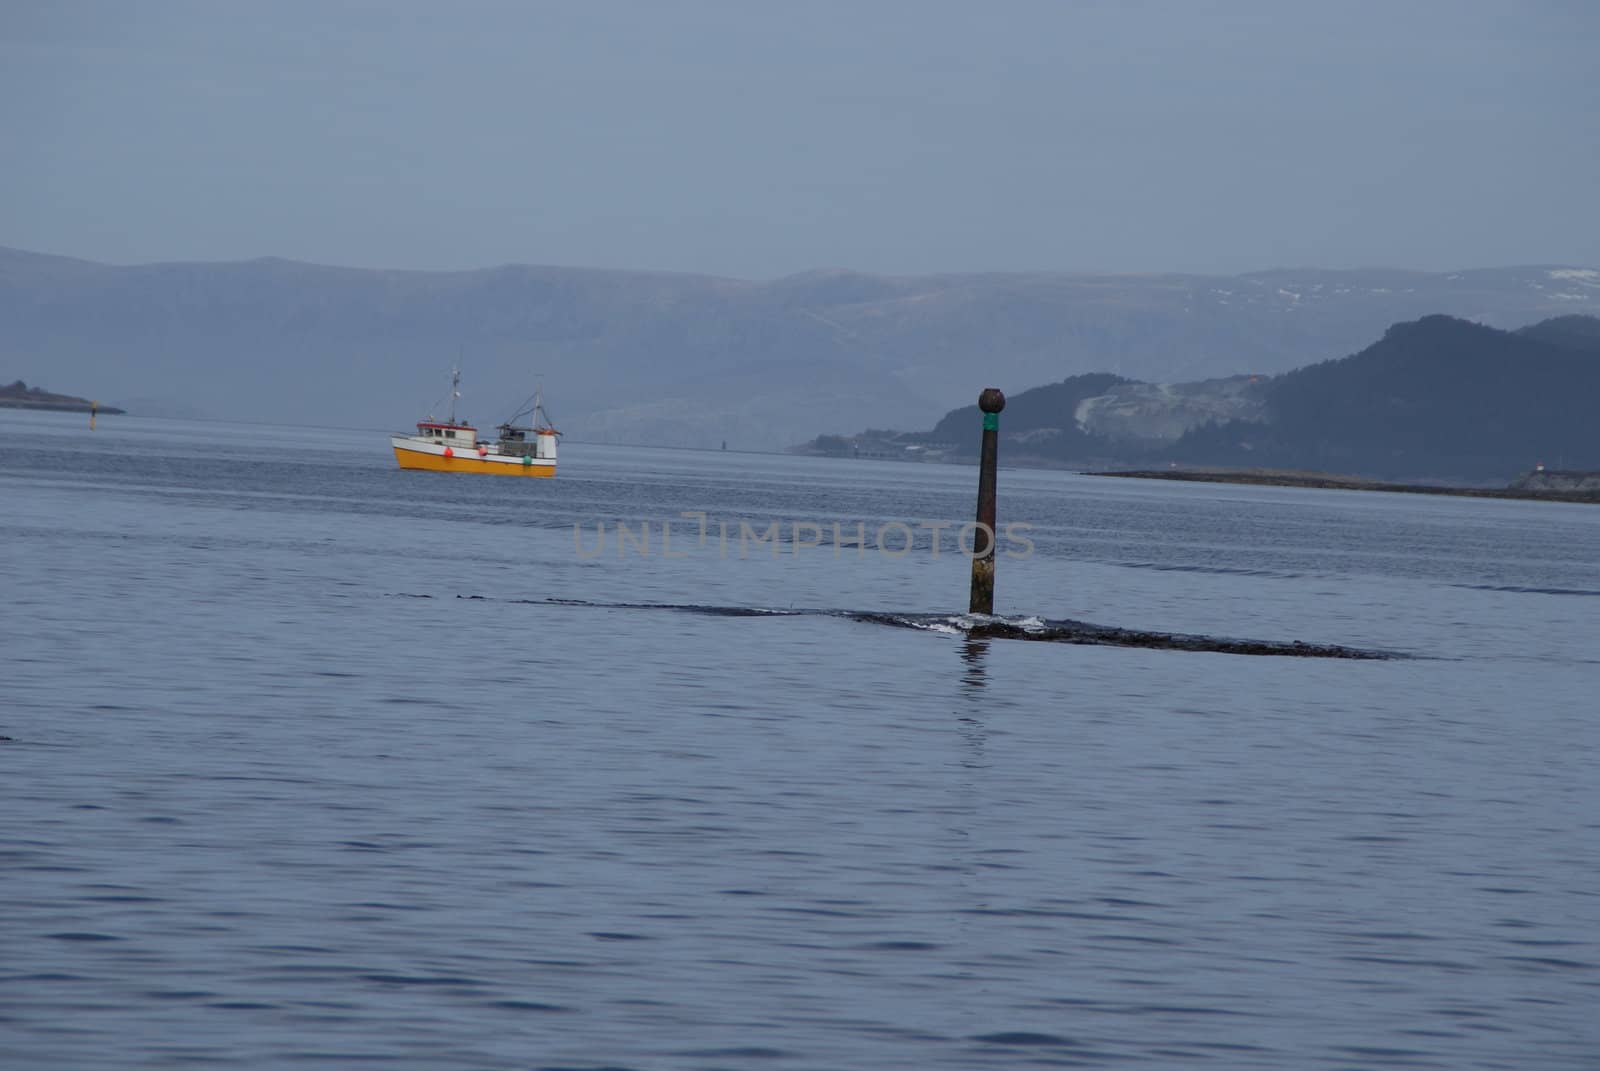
[819,315,1600,483]
[1182,314,1598,479]
[1515,314,1600,351]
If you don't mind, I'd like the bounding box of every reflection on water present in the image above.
[960,636,990,691]
[954,637,991,778]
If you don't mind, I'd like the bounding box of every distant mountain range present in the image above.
[808,314,1600,483]
[2,245,1598,449]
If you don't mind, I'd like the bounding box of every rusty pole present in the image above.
[969,387,1005,615]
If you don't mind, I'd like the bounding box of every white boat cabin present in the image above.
[416,421,480,447]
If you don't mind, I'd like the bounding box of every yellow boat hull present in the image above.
[393,446,555,477]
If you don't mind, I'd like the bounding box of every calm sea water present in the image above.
[3,410,1598,1070]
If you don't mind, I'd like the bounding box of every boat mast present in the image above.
[448,365,461,426]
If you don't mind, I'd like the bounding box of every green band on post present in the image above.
[982,412,999,431]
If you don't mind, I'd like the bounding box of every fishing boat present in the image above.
[391,369,559,477]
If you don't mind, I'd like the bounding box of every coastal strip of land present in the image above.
[1088,468,1600,504]
[0,380,124,414]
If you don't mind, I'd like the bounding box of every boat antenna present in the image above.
[502,373,557,432]
[532,380,560,433]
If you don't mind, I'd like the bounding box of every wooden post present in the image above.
[969,388,1005,614]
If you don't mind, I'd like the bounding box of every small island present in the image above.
[0,380,124,414]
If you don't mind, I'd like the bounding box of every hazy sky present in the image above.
[3,0,1596,277]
